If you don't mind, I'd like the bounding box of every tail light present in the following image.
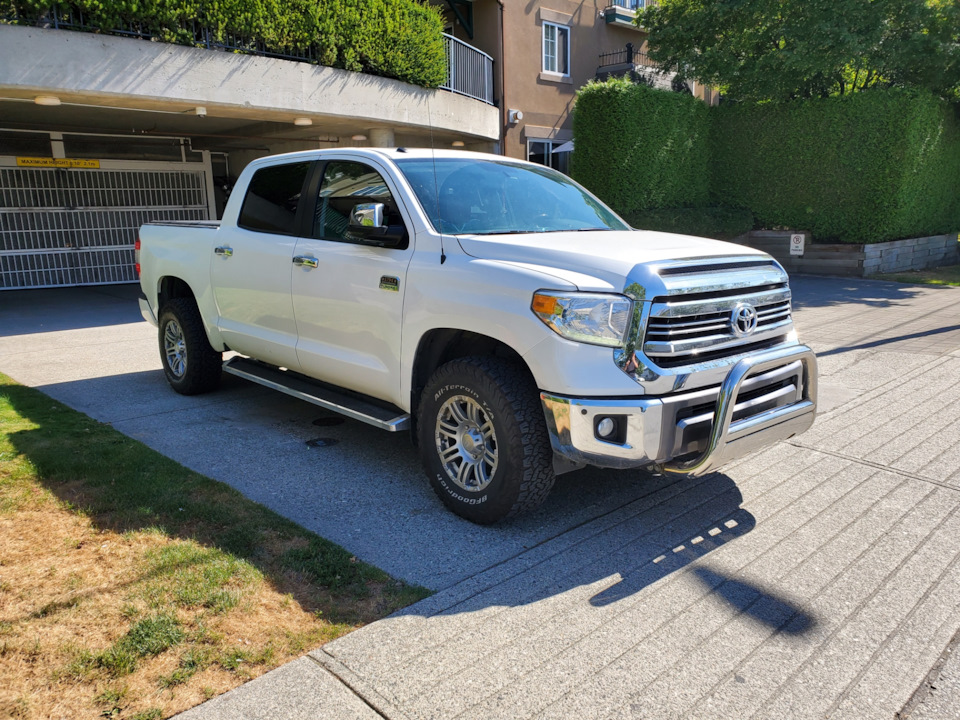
[135,235,141,277]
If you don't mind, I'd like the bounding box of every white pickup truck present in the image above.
[138,148,817,524]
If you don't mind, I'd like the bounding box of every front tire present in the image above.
[157,298,222,395]
[418,357,555,524]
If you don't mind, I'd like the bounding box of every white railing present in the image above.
[441,34,494,105]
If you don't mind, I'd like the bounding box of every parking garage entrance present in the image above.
[0,131,217,290]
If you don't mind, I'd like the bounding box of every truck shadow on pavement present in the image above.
[789,275,939,309]
[411,469,817,636]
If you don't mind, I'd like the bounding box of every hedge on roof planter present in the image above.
[7,0,447,89]
[571,77,711,218]
[709,89,960,243]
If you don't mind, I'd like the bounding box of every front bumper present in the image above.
[540,345,817,476]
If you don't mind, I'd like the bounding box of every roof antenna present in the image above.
[427,96,446,264]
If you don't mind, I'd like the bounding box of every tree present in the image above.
[639,0,960,102]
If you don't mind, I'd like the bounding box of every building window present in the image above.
[528,140,570,176]
[542,22,569,76]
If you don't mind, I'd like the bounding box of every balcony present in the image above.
[604,0,655,29]
[5,6,494,106]
[597,42,676,91]
[441,34,495,105]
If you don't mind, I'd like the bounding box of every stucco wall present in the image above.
[444,0,645,160]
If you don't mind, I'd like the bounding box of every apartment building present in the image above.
[438,0,714,173]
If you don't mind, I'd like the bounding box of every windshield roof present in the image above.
[394,157,629,235]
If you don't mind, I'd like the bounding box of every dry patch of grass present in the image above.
[869,263,960,287]
[0,374,429,719]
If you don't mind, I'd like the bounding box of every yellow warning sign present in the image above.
[16,157,101,169]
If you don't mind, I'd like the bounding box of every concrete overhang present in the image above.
[0,25,499,149]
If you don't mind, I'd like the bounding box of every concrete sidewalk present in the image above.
[2,277,960,719]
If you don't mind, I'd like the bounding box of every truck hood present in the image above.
[455,230,775,295]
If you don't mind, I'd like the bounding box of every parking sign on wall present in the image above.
[790,233,805,256]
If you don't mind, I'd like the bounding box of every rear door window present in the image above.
[238,162,311,235]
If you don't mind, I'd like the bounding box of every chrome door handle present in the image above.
[293,256,318,269]
[214,246,233,257]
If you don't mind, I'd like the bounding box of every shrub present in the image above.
[572,77,710,217]
[710,89,960,243]
[7,0,446,88]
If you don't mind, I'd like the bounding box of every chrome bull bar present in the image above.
[658,345,818,476]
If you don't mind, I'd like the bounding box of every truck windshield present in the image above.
[395,158,630,235]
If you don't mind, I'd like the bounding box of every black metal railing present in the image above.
[598,42,656,69]
[2,6,319,61]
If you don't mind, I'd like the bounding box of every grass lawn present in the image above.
[869,264,960,286]
[0,374,429,720]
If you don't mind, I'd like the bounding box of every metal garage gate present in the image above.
[0,161,212,289]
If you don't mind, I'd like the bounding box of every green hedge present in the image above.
[622,206,754,239]
[572,78,710,218]
[710,90,960,243]
[8,0,446,88]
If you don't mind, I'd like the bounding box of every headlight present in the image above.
[531,292,633,347]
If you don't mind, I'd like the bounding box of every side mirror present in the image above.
[350,202,384,229]
[346,203,407,248]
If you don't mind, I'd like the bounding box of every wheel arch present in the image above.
[158,275,197,309]
[156,275,226,352]
[409,328,537,446]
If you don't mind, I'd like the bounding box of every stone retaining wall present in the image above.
[731,231,959,277]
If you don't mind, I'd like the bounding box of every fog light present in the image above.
[597,417,616,438]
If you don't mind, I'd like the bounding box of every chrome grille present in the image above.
[643,281,794,368]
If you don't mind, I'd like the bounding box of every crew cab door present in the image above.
[210,161,313,371]
[291,158,413,406]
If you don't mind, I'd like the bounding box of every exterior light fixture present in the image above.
[34,95,61,106]
[351,134,367,141]
[452,140,465,147]
[294,117,312,126]
[195,106,207,117]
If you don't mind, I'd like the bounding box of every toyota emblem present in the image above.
[731,303,758,337]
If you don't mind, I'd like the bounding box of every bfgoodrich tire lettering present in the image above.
[418,357,555,524]
[157,297,222,395]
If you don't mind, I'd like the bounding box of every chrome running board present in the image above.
[223,357,410,432]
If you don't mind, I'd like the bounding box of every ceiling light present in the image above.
[195,106,207,117]
[351,134,367,141]
[294,117,313,126]
[452,140,465,147]
[34,95,61,106]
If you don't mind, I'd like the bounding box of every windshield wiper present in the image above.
[465,230,547,236]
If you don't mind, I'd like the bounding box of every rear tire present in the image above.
[418,357,555,524]
[158,298,222,395]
